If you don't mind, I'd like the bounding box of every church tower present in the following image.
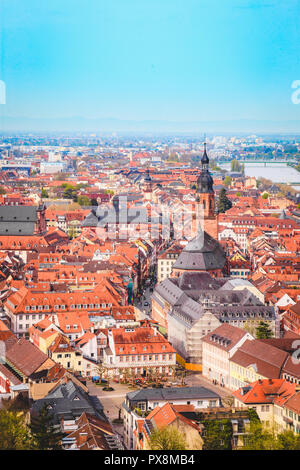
[144,168,152,201]
[196,143,218,240]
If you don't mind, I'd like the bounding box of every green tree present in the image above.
[90,198,98,206]
[41,188,49,198]
[77,195,91,206]
[63,186,78,201]
[230,159,244,174]
[277,431,300,450]
[0,410,32,450]
[202,419,233,450]
[29,404,63,450]
[224,175,232,186]
[256,321,273,339]
[217,188,232,213]
[149,426,187,450]
[243,413,300,450]
[262,192,269,199]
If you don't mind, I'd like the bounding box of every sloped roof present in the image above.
[127,386,220,403]
[230,339,289,378]
[202,323,251,351]
[233,379,295,405]
[173,231,226,272]
[5,338,51,377]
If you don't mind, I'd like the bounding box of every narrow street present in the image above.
[134,285,153,319]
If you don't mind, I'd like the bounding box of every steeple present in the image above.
[194,138,218,240]
[144,167,152,184]
[197,142,214,194]
[201,142,209,169]
[144,167,153,201]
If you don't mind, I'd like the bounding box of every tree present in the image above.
[41,188,49,198]
[202,419,233,450]
[29,404,63,450]
[256,321,273,339]
[63,186,78,201]
[105,189,114,196]
[93,364,107,382]
[243,412,300,450]
[243,421,278,450]
[90,198,98,206]
[277,431,300,450]
[262,192,269,199]
[0,410,32,450]
[224,175,232,187]
[0,186,6,195]
[77,195,91,206]
[230,159,244,174]
[217,188,232,213]
[148,426,187,450]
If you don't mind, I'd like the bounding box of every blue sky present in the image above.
[0,0,300,128]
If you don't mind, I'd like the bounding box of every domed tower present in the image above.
[196,143,218,239]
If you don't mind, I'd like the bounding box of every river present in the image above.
[220,162,300,192]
